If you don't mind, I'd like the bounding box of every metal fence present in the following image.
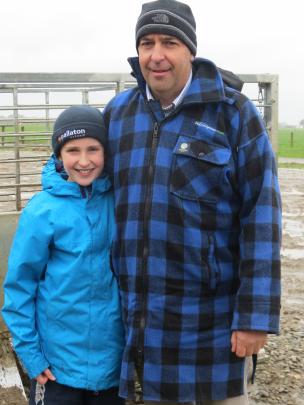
[0,72,278,213]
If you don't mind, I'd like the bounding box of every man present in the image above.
[103,1,281,404]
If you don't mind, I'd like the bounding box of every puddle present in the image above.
[281,248,304,260]
[285,297,304,306]
[283,211,304,218]
[283,219,304,238]
[281,190,304,196]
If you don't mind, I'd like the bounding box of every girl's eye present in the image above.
[88,147,101,152]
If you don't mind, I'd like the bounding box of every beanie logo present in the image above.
[151,13,169,24]
[57,128,86,143]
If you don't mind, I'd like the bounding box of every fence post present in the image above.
[20,125,25,144]
[264,76,279,155]
[1,125,4,147]
[13,88,22,211]
[45,91,52,152]
[82,90,89,105]
[290,132,294,147]
[116,80,125,95]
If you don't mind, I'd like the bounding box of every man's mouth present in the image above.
[149,67,171,74]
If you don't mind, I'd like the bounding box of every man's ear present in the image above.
[190,55,195,62]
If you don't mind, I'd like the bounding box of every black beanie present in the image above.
[52,105,106,157]
[136,0,197,56]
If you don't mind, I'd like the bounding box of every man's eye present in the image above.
[140,41,152,47]
[165,41,177,46]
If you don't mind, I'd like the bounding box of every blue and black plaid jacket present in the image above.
[103,57,281,402]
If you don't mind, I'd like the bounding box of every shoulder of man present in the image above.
[103,86,141,125]
[218,67,244,92]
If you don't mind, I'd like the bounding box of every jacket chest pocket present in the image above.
[170,135,232,203]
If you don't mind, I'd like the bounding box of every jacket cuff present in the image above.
[20,353,50,379]
[231,300,280,334]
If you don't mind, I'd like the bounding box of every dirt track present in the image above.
[1,167,303,404]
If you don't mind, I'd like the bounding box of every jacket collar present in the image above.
[128,56,226,106]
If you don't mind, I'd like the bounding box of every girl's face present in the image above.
[59,137,104,186]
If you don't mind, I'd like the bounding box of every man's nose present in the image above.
[150,44,165,62]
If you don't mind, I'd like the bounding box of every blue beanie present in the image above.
[52,105,106,157]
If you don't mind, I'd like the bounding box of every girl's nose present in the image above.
[78,153,90,166]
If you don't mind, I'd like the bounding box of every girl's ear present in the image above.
[54,155,64,172]
[56,151,62,161]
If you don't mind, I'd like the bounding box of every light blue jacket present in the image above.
[2,157,124,390]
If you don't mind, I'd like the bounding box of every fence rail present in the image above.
[0,72,278,213]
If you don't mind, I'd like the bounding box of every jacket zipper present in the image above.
[137,121,159,373]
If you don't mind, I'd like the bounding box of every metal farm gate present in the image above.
[0,73,278,213]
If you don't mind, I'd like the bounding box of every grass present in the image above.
[1,123,304,159]
[278,128,304,158]
[0,123,50,133]
[278,162,304,169]
[0,123,51,145]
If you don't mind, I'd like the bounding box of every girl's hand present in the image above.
[35,368,56,385]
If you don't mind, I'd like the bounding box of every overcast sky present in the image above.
[0,0,303,125]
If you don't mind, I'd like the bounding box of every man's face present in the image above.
[138,34,193,106]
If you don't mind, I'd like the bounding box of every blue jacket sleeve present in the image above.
[2,204,52,378]
[231,99,282,334]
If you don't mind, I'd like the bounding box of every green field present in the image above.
[0,123,50,133]
[1,123,304,159]
[278,128,304,158]
[0,123,51,146]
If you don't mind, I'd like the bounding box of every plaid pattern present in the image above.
[103,57,281,402]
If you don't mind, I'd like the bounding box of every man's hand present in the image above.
[35,368,56,385]
[231,330,267,357]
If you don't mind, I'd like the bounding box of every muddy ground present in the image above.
[0,165,303,404]
[248,168,304,405]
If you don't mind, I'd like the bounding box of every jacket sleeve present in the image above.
[231,98,282,334]
[2,204,52,378]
